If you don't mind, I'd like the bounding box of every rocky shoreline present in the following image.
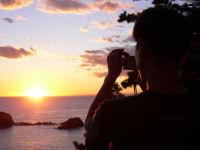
[14,121,57,126]
[0,112,84,130]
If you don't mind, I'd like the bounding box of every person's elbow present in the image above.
[85,130,98,150]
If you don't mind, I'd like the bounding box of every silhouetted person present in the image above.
[85,7,200,150]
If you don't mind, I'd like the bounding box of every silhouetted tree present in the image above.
[111,82,124,98]
[121,71,139,94]
[119,0,200,93]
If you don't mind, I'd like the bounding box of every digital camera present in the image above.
[122,55,136,70]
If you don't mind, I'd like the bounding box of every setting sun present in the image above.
[25,87,49,98]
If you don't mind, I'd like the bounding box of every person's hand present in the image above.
[107,49,124,80]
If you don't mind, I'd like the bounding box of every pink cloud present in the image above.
[37,0,133,15]
[91,0,133,13]
[37,0,91,15]
[0,46,35,59]
[79,49,108,78]
[78,47,132,78]
[80,50,107,66]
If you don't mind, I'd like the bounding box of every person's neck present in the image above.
[145,63,188,95]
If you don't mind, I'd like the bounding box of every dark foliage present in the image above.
[118,11,139,23]
[111,82,124,98]
[121,71,139,94]
[73,141,86,150]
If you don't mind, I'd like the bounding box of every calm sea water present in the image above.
[0,96,94,150]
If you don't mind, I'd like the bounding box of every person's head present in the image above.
[133,7,192,70]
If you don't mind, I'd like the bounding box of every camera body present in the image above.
[122,55,136,70]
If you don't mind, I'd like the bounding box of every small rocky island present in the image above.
[57,117,84,129]
[0,112,14,128]
[0,112,84,130]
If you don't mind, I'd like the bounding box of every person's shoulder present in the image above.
[108,91,150,103]
[100,91,150,111]
[187,90,200,106]
[189,91,200,98]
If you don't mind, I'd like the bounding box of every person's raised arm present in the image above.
[85,49,124,125]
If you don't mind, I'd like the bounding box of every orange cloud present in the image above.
[129,29,133,35]
[0,46,35,59]
[0,34,2,38]
[0,0,33,10]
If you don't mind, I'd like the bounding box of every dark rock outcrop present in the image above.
[58,117,84,129]
[0,112,14,129]
[14,122,33,126]
[14,121,57,126]
[34,122,56,125]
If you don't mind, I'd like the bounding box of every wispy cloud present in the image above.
[1,17,15,24]
[88,35,133,43]
[0,0,33,10]
[80,26,89,32]
[37,0,133,15]
[91,21,109,30]
[88,20,123,32]
[0,34,3,38]
[87,37,114,43]
[93,72,108,78]
[16,16,28,21]
[0,46,36,59]
[1,16,28,24]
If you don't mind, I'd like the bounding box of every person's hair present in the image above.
[133,7,192,63]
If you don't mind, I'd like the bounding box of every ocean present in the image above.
[0,96,94,150]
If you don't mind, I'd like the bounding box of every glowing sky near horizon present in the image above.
[0,0,152,96]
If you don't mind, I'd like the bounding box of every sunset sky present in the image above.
[0,0,152,96]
